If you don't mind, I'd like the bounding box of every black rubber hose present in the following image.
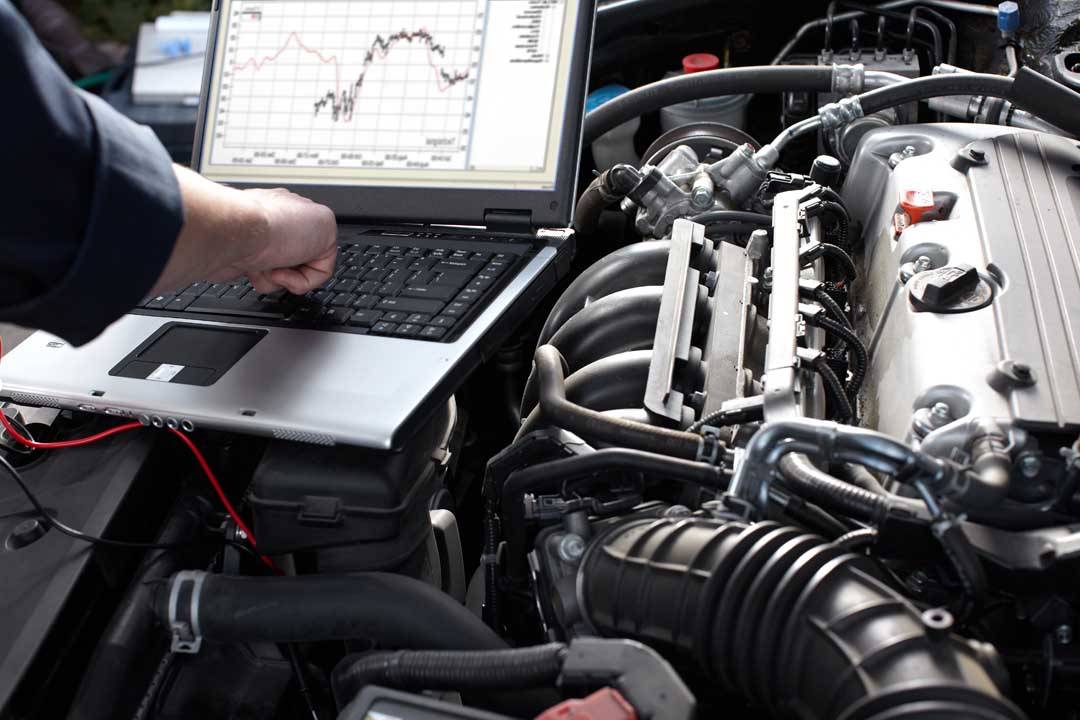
[578,517,1026,720]
[859,71,1012,116]
[779,453,889,524]
[521,287,665,418]
[531,345,704,459]
[331,644,567,708]
[574,164,643,233]
[153,572,506,649]
[856,68,1080,138]
[841,462,889,495]
[933,518,989,614]
[729,419,952,514]
[68,497,210,720]
[832,526,878,551]
[539,241,672,346]
[516,350,655,439]
[811,355,855,423]
[583,66,835,143]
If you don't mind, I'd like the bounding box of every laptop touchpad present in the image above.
[109,323,267,387]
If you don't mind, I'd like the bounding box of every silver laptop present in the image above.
[1,0,595,450]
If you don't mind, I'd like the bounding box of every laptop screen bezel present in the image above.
[191,0,596,229]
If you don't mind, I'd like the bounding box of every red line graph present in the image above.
[231,29,471,122]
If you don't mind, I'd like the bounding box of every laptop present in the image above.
[1,0,595,450]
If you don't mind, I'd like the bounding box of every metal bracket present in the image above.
[167,570,207,654]
[644,219,705,422]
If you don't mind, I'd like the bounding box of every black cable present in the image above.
[0,451,226,552]
[809,314,868,399]
[816,201,850,249]
[285,643,322,720]
[812,355,856,424]
[813,286,853,330]
[805,242,857,281]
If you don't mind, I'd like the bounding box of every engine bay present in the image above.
[5,1,1080,718]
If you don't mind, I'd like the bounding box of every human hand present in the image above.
[151,167,338,297]
[228,187,337,295]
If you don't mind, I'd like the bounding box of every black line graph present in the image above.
[210,0,484,169]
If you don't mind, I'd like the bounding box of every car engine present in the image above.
[5,2,1080,719]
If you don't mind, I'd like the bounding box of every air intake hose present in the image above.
[578,518,1025,720]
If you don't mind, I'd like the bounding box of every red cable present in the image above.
[0,337,280,573]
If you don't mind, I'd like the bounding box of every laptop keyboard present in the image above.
[137,231,530,342]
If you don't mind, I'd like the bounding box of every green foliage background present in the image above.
[72,0,211,42]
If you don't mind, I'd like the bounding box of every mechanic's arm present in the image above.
[0,1,336,347]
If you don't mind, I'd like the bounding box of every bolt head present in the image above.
[930,402,952,420]
[1056,624,1073,645]
[1019,454,1042,478]
[557,533,586,563]
[914,255,933,272]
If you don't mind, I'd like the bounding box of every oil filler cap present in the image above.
[909,263,993,313]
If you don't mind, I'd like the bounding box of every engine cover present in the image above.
[843,124,1080,440]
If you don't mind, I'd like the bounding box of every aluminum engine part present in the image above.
[843,124,1080,442]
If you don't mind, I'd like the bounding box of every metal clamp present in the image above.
[167,570,207,654]
[818,96,864,131]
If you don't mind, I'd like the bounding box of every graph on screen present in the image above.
[210,1,485,170]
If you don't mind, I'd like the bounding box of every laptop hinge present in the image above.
[483,210,533,235]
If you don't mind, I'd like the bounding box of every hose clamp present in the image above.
[168,570,207,654]
[831,63,866,95]
[818,97,864,131]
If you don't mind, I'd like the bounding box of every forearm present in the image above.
[150,165,267,295]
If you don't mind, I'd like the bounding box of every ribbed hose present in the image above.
[583,66,835,143]
[817,201,851,250]
[779,454,889,524]
[816,243,857,281]
[812,286,852,330]
[812,314,867,398]
[811,356,855,423]
[578,517,1026,720]
[331,644,567,707]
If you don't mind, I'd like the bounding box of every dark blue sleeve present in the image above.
[0,0,183,346]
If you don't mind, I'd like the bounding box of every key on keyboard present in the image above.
[138,233,526,342]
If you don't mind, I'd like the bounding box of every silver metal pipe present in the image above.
[773,0,997,65]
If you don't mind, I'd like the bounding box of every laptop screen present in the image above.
[196,0,584,193]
